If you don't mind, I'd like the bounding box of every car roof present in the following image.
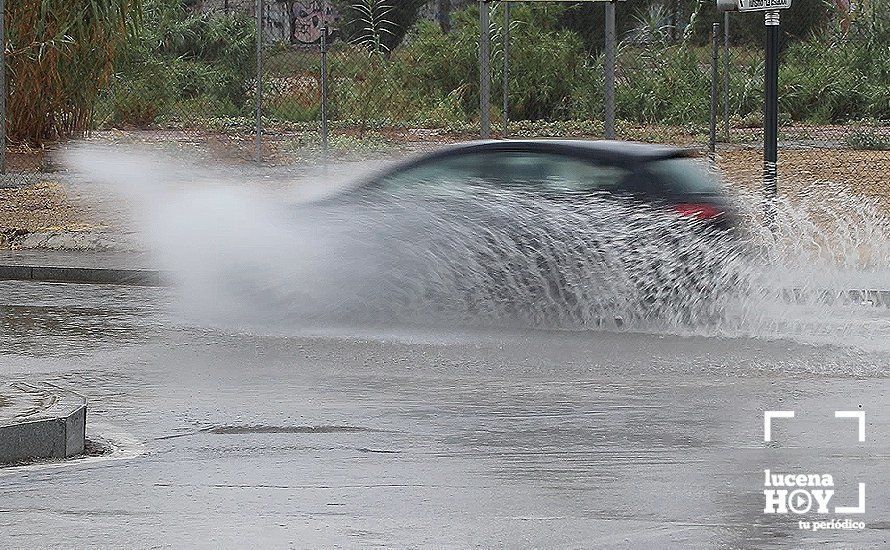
[414,139,693,165]
[346,139,697,194]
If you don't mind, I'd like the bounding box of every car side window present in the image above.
[374,151,630,195]
[375,154,488,195]
[489,152,629,194]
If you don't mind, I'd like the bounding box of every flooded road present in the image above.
[1,280,889,548]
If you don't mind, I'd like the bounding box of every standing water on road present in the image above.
[65,147,890,351]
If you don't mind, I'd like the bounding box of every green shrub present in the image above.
[265,79,322,124]
[94,61,177,127]
[108,91,163,128]
[845,128,890,151]
[780,37,890,123]
[384,18,480,118]
[166,95,240,123]
[615,45,710,124]
[333,7,601,126]
[726,51,764,122]
[101,0,257,127]
[498,18,598,120]
[97,0,888,134]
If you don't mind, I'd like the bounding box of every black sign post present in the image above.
[763,10,780,200]
[718,0,790,215]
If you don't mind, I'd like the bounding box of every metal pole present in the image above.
[723,11,730,142]
[764,11,779,200]
[604,0,616,140]
[502,2,510,138]
[480,1,491,139]
[254,0,264,163]
[321,21,329,154]
[0,0,6,174]
[709,23,718,161]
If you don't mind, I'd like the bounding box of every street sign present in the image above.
[737,0,792,11]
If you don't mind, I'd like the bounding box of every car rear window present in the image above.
[645,158,721,195]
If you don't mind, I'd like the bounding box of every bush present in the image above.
[780,37,890,123]
[93,1,888,134]
[846,127,890,151]
[615,45,710,124]
[498,12,599,120]
[102,0,257,127]
[325,5,600,127]
[381,16,480,119]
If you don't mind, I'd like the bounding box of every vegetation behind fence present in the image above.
[2,0,888,177]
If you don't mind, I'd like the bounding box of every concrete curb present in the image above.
[0,264,166,286]
[0,382,87,465]
[0,261,886,306]
[849,290,890,308]
[779,289,890,308]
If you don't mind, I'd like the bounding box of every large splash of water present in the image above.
[64,146,890,351]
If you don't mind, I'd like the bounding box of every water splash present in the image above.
[713,185,890,350]
[64,146,890,351]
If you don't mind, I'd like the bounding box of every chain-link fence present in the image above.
[486,1,888,202]
[1,0,888,201]
[712,3,889,204]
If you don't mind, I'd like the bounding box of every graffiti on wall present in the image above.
[292,1,338,44]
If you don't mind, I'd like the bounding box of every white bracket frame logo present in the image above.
[763,410,866,516]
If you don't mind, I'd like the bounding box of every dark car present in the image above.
[287,140,744,325]
[346,139,740,230]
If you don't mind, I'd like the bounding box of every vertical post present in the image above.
[604,0,616,140]
[502,2,510,138]
[0,0,5,174]
[255,0,264,163]
[764,11,779,200]
[321,21,329,154]
[709,23,718,161]
[479,0,491,139]
[723,11,730,142]
[670,0,679,43]
[438,0,451,34]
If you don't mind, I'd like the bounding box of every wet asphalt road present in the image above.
[0,281,888,549]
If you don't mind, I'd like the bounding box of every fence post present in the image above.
[502,2,510,138]
[254,0,264,163]
[604,0,616,140]
[709,23,718,161]
[321,21,329,154]
[723,11,730,142]
[480,0,491,139]
[0,0,5,174]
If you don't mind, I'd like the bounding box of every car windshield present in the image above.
[645,158,721,195]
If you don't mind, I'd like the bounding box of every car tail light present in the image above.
[673,203,723,220]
